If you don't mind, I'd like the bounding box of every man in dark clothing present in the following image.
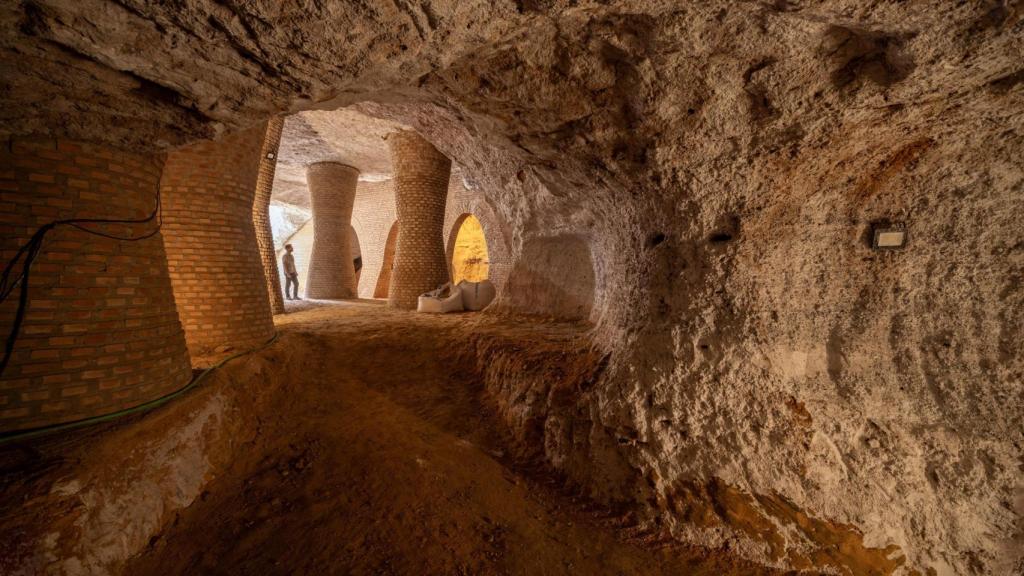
[282,244,299,300]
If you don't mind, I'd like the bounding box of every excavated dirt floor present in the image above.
[1,301,783,576]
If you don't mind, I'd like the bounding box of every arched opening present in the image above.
[449,214,489,284]
[276,219,313,298]
[373,221,399,299]
[349,225,362,290]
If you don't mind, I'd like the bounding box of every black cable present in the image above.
[0,188,162,377]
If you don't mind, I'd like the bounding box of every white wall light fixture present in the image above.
[871,224,907,250]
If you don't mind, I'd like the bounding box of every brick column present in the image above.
[387,131,451,309]
[252,116,285,314]
[305,162,359,299]
[0,138,191,432]
[159,124,276,356]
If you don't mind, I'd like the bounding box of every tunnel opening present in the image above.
[373,221,399,299]
[448,213,490,284]
[349,225,362,289]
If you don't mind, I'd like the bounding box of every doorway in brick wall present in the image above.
[349,225,362,292]
[373,221,399,298]
[448,213,489,284]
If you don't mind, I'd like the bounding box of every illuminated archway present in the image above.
[449,214,489,284]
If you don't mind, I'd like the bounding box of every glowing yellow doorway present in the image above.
[451,215,489,284]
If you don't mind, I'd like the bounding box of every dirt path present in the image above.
[68,302,781,575]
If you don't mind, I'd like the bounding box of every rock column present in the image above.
[159,123,276,355]
[252,116,286,314]
[305,162,359,299]
[387,131,451,309]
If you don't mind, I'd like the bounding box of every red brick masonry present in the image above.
[387,132,452,309]
[159,125,276,355]
[0,138,191,432]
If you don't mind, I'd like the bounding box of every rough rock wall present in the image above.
[350,6,1024,573]
[0,0,522,148]
[2,1,1022,574]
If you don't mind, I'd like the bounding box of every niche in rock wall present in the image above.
[450,214,490,284]
[503,235,595,320]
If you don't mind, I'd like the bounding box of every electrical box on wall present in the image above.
[871,224,908,250]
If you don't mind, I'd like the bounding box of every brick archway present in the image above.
[446,213,490,284]
[441,178,511,295]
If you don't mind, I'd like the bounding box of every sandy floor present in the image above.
[5,301,783,575]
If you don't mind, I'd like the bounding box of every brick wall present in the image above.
[387,132,452,309]
[305,162,359,299]
[276,166,511,304]
[274,222,363,298]
[253,117,286,314]
[442,172,511,292]
[0,138,191,432]
[350,179,399,298]
[159,124,276,355]
[307,170,511,302]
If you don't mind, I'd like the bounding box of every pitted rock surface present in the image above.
[2,2,1022,574]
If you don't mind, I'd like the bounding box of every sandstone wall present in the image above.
[350,7,1024,572]
[3,2,1021,574]
[0,138,191,432]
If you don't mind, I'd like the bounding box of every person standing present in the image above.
[282,244,300,300]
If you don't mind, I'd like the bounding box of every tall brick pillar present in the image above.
[305,162,359,299]
[0,138,191,432]
[252,116,286,314]
[387,131,452,309]
[159,124,276,355]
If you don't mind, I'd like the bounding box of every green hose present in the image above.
[0,332,280,446]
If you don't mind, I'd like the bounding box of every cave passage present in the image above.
[128,304,778,575]
[1,3,1021,576]
[2,303,778,576]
